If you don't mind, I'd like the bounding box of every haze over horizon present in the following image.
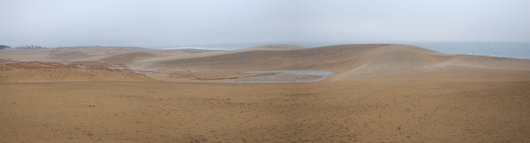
[1,0,529,47]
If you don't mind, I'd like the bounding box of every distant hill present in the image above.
[14,45,49,49]
[0,45,10,50]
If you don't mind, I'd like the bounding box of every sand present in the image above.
[1,44,530,142]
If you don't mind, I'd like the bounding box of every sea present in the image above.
[150,41,530,59]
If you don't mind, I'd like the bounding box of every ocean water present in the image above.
[407,42,530,59]
[150,41,530,59]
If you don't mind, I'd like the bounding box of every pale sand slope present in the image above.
[1,44,530,142]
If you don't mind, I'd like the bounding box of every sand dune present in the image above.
[1,44,530,142]
[1,44,529,81]
[154,44,386,71]
[50,51,91,61]
[0,68,150,82]
[99,52,156,65]
[150,44,530,79]
[0,61,151,82]
[3,44,527,79]
[246,44,312,50]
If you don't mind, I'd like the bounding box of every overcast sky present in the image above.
[1,0,529,47]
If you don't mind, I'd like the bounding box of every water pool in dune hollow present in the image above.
[244,70,337,75]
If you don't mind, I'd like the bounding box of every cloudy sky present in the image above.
[1,0,529,47]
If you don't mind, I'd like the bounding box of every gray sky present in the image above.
[1,0,529,47]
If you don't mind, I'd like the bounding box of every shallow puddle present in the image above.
[244,70,337,75]
[232,70,338,83]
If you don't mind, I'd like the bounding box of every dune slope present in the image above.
[0,61,151,82]
[154,44,387,71]
[152,44,530,80]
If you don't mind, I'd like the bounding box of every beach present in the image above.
[1,44,530,142]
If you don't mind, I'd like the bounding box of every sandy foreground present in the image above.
[1,44,530,142]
